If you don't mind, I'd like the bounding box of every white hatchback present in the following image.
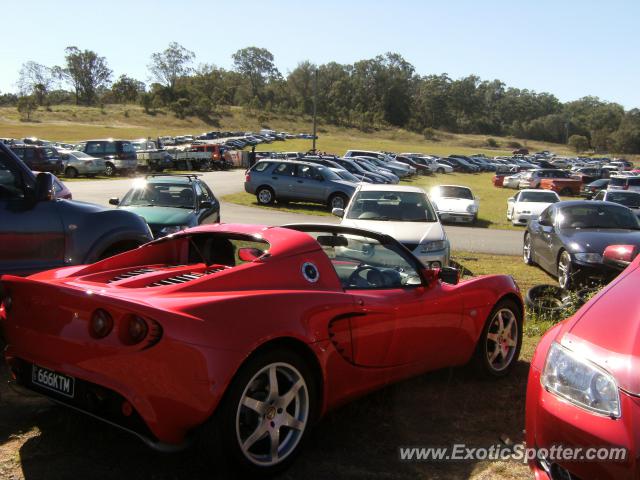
[506,189,560,225]
[332,184,449,268]
[429,185,479,224]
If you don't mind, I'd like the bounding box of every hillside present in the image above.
[0,104,575,157]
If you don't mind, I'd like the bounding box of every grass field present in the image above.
[223,171,566,230]
[0,251,559,480]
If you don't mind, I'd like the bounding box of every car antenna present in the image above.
[187,235,211,268]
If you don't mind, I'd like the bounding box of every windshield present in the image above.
[120,182,196,209]
[71,151,92,159]
[333,169,359,182]
[519,192,559,203]
[318,166,340,181]
[609,177,626,186]
[606,192,640,208]
[558,204,640,229]
[432,186,473,199]
[346,191,437,222]
[42,148,58,158]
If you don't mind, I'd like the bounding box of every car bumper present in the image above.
[411,247,450,268]
[512,213,537,225]
[526,362,638,479]
[437,212,476,223]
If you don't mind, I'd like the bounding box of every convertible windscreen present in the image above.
[346,191,437,222]
[558,205,640,229]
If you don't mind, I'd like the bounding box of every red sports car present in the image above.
[526,251,640,479]
[1,223,523,474]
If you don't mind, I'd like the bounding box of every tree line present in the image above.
[7,43,640,153]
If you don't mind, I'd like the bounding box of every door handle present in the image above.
[272,176,277,180]
[297,180,303,183]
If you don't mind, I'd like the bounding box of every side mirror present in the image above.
[199,200,213,209]
[238,247,264,262]
[109,197,120,206]
[331,208,345,218]
[35,172,55,201]
[507,197,515,202]
[438,267,460,285]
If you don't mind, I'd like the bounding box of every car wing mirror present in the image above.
[199,200,213,209]
[331,208,345,218]
[238,247,265,262]
[109,197,120,205]
[422,266,459,285]
[35,172,55,201]
[507,197,514,202]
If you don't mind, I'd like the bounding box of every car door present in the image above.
[271,162,296,200]
[194,181,217,223]
[531,206,557,272]
[294,165,325,202]
[321,231,464,369]
[0,150,65,275]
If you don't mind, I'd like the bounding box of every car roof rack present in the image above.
[144,173,202,181]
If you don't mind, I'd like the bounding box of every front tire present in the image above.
[105,162,116,177]
[328,193,348,211]
[557,250,579,290]
[436,168,444,174]
[200,349,316,475]
[65,166,78,178]
[473,299,523,377]
[523,233,534,265]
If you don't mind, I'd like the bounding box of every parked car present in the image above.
[539,176,582,196]
[506,189,560,226]
[131,140,172,172]
[10,145,64,174]
[518,169,570,189]
[356,156,408,179]
[0,143,152,275]
[442,157,479,173]
[523,201,640,288]
[591,190,640,215]
[58,150,106,178]
[188,143,231,170]
[332,184,449,267]
[571,167,607,184]
[608,175,640,192]
[244,160,356,210]
[429,185,479,224]
[77,139,138,176]
[526,251,640,480]
[352,157,401,183]
[109,175,220,238]
[332,158,388,184]
[0,222,523,474]
[503,172,526,189]
[580,178,610,198]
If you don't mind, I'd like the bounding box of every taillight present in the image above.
[245,174,251,182]
[124,315,148,344]
[90,309,113,338]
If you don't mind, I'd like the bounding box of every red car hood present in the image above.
[556,257,640,395]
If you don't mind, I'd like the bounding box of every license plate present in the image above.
[32,364,75,398]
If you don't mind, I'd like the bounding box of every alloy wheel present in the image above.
[235,362,309,467]
[257,189,273,204]
[558,251,572,289]
[485,308,519,372]
[523,235,533,264]
[330,195,346,210]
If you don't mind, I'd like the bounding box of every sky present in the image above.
[2,0,639,108]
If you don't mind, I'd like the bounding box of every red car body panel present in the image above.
[526,254,640,479]
[493,174,506,187]
[1,223,522,447]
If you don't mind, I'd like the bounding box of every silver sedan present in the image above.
[59,150,107,178]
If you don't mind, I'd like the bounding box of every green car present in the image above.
[109,174,220,238]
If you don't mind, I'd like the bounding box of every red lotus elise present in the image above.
[1,223,523,474]
[526,250,640,480]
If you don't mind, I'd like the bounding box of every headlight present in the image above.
[542,343,620,417]
[420,240,448,253]
[160,225,189,235]
[466,204,478,213]
[574,252,603,263]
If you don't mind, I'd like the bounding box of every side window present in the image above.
[274,163,295,176]
[298,165,321,180]
[23,149,35,161]
[594,191,604,201]
[104,143,117,154]
[11,148,24,159]
[86,142,104,155]
[252,161,271,172]
[304,231,422,289]
[194,182,208,202]
[0,153,24,200]
[539,207,554,226]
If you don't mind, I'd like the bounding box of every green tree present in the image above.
[111,75,145,103]
[17,61,56,105]
[232,47,280,105]
[148,42,195,95]
[568,134,589,153]
[55,46,112,105]
[17,95,37,120]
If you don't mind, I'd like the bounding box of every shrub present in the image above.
[568,134,590,153]
[486,137,499,148]
[422,127,437,141]
[507,141,522,149]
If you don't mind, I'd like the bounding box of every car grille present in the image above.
[402,243,419,252]
[108,268,159,283]
[146,266,226,287]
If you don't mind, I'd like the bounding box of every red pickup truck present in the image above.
[539,177,582,196]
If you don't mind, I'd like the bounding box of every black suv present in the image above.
[0,144,152,275]
[10,145,63,174]
[76,139,138,176]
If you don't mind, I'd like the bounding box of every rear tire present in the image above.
[199,349,316,475]
[436,168,445,174]
[105,163,116,177]
[256,187,275,205]
[65,167,78,178]
[473,299,523,377]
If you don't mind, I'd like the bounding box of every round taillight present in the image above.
[90,309,113,338]
[128,316,148,344]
